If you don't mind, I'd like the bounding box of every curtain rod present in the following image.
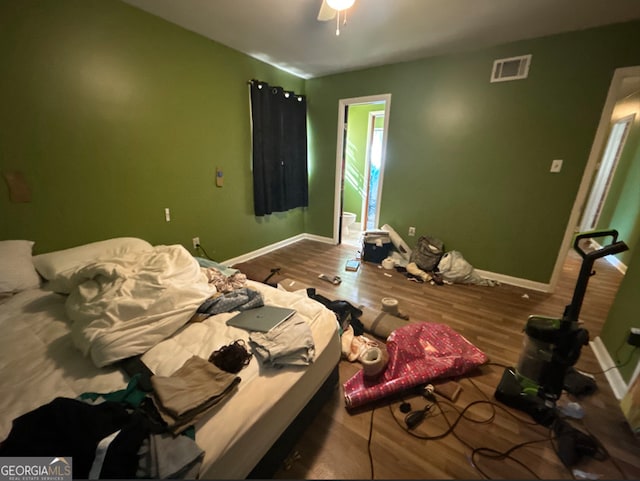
[247,80,305,100]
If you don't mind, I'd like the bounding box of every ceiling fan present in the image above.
[317,0,356,35]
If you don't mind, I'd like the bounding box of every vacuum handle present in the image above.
[563,229,628,325]
[573,229,625,259]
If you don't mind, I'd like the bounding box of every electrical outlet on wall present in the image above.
[408,226,416,236]
[192,237,200,249]
[628,327,640,347]
[550,159,563,173]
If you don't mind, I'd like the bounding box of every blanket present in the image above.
[61,245,216,367]
[343,322,487,408]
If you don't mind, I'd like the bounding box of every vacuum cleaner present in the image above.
[495,229,628,426]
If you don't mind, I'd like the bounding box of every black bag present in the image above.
[410,236,444,272]
[362,233,392,264]
[306,289,364,335]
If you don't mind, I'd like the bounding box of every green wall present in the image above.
[597,92,640,383]
[343,104,384,222]
[306,21,640,283]
[0,0,638,385]
[0,0,305,259]
[596,91,640,267]
[601,246,640,383]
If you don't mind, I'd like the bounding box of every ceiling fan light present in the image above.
[326,0,355,12]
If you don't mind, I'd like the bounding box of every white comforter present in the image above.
[60,244,216,367]
[0,281,341,479]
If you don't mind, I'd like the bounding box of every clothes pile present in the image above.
[151,356,241,434]
[194,264,316,368]
[406,241,499,287]
[249,318,315,367]
[0,376,206,479]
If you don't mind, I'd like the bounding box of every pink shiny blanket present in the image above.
[343,322,487,408]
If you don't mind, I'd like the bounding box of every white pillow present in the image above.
[33,237,153,281]
[0,240,41,293]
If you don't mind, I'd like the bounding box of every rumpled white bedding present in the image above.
[59,245,216,367]
[0,279,341,479]
[141,280,341,479]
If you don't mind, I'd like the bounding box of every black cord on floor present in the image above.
[368,407,375,479]
[378,373,621,479]
[388,396,550,477]
[578,417,628,480]
[579,346,638,375]
[386,376,556,479]
[471,438,550,479]
[484,361,512,370]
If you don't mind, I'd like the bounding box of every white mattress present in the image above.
[0,280,340,479]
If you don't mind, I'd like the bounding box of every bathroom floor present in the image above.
[342,226,363,248]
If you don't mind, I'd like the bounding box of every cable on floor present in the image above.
[386,375,563,479]
[377,370,621,479]
[367,406,375,479]
[564,415,628,480]
[578,346,638,375]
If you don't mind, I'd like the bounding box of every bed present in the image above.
[0,238,341,479]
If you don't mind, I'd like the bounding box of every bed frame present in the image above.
[249,364,339,478]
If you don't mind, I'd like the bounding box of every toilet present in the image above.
[342,212,357,235]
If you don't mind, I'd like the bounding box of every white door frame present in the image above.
[549,66,640,291]
[579,113,636,232]
[362,110,385,230]
[333,94,392,243]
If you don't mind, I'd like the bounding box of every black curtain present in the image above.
[249,80,308,216]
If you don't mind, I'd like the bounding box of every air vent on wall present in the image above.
[491,54,532,82]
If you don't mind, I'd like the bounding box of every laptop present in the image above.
[226,305,296,332]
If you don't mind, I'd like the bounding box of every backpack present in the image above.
[306,288,364,335]
[410,236,444,272]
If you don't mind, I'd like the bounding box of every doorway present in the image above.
[333,94,391,245]
[551,66,640,290]
[579,113,636,232]
[363,111,385,231]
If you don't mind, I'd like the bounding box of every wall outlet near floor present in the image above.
[192,237,200,249]
[408,226,416,236]
[164,208,171,222]
[628,327,640,347]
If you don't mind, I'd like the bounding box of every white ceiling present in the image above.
[122,0,640,79]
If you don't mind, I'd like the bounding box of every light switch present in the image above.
[550,159,563,173]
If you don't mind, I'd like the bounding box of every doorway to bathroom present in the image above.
[333,94,391,246]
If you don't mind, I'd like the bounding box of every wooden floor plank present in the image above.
[238,239,639,479]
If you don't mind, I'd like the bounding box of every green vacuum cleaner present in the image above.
[495,230,628,426]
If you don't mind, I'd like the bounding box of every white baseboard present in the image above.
[588,239,628,274]
[605,252,628,274]
[223,235,552,291]
[475,269,551,292]
[221,236,632,402]
[303,233,335,245]
[589,336,628,400]
[221,233,334,266]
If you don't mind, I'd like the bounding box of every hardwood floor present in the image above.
[240,239,640,479]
